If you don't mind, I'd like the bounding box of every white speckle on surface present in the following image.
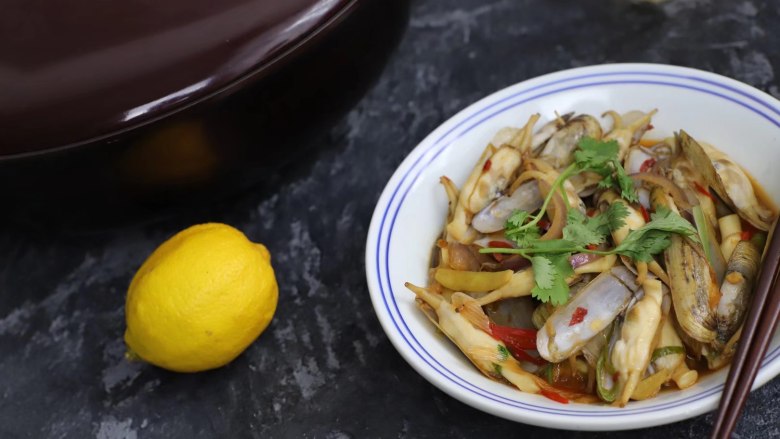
[325,431,352,439]
[95,417,137,439]
[140,419,148,429]
[292,357,325,400]
[101,339,143,392]
[352,340,366,366]
[355,310,381,348]
[728,50,774,85]
[662,0,712,15]
[315,307,340,369]
[736,0,758,15]
[102,359,142,392]
[285,221,324,297]
[255,193,280,232]
[336,203,355,233]
[299,327,313,350]
[48,315,69,341]
[0,304,33,336]
[273,319,297,351]
[410,1,511,43]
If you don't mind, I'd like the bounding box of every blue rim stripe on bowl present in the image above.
[374,69,780,417]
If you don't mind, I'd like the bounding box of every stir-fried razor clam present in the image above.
[611,278,663,407]
[537,267,641,363]
[473,114,597,233]
[650,313,698,392]
[406,283,589,401]
[624,141,674,175]
[602,110,657,160]
[678,130,774,231]
[446,114,540,243]
[715,238,761,347]
[598,190,668,285]
[652,188,719,344]
[539,115,603,169]
[531,112,574,153]
[472,181,543,233]
[476,254,616,306]
[412,109,773,405]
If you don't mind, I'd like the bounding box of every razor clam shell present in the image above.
[666,235,718,344]
[537,115,603,169]
[472,181,542,233]
[678,130,773,231]
[537,266,640,363]
[715,240,760,346]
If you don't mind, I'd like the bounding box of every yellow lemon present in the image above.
[124,223,278,372]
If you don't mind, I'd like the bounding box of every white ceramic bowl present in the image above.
[365,64,780,431]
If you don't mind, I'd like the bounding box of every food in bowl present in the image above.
[405,110,776,406]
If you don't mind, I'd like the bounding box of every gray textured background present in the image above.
[2,0,780,437]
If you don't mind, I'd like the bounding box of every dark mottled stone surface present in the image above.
[2,0,780,437]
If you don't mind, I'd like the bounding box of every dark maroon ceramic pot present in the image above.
[0,0,409,222]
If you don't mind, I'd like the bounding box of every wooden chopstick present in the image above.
[711,219,780,439]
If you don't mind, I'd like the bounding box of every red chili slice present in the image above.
[639,204,651,223]
[490,322,537,351]
[483,159,492,172]
[693,182,716,202]
[639,158,656,173]
[568,307,588,326]
[586,244,598,251]
[538,219,551,231]
[586,208,598,217]
[740,220,758,241]
[540,389,569,404]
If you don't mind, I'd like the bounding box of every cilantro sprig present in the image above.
[478,137,697,306]
[563,203,629,247]
[507,137,638,239]
[484,207,698,305]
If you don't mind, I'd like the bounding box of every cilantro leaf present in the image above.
[563,209,607,246]
[646,206,700,240]
[529,253,573,306]
[597,173,615,189]
[562,204,628,247]
[574,138,620,169]
[604,202,630,231]
[613,229,672,262]
[613,207,699,261]
[506,210,530,230]
[529,255,555,290]
[614,161,639,203]
[505,210,541,247]
[575,137,638,202]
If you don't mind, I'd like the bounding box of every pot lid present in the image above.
[0,0,351,156]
